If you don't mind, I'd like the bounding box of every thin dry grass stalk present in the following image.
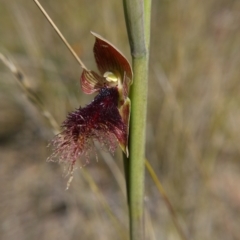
[145,160,189,240]
[0,52,60,134]
[32,0,88,70]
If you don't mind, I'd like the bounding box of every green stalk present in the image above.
[123,0,151,239]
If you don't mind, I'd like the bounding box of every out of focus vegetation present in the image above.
[1,0,240,239]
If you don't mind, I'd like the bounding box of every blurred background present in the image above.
[1,0,240,239]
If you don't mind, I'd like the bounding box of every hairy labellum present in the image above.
[48,87,127,172]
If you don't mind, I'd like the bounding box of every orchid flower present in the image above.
[48,32,133,173]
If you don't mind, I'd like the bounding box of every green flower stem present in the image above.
[123,0,151,239]
[129,57,148,240]
[144,0,152,50]
[123,1,146,56]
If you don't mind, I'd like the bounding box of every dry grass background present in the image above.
[1,0,240,239]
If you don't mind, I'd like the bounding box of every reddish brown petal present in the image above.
[91,32,133,89]
[122,71,132,100]
[80,69,106,94]
[119,98,131,157]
